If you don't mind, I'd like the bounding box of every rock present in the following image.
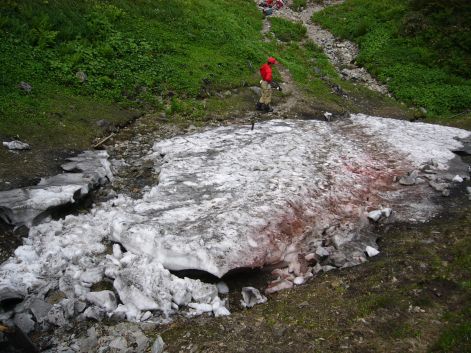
[315,247,330,258]
[365,246,380,257]
[429,181,449,192]
[399,170,419,185]
[96,119,111,129]
[0,285,24,304]
[419,107,427,114]
[76,71,88,83]
[329,252,347,267]
[109,336,128,350]
[85,290,117,312]
[78,327,98,352]
[2,140,30,150]
[30,299,52,323]
[216,281,229,295]
[265,280,293,294]
[293,276,305,285]
[452,175,463,183]
[74,301,87,314]
[47,305,68,327]
[381,208,392,218]
[367,210,382,222]
[83,306,105,321]
[18,81,32,92]
[442,189,450,197]
[13,313,35,334]
[151,335,165,353]
[323,112,332,122]
[240,287,267,308]
[80,268,104,286]
[467,186,471,195]
[248,86,261,96]
[60,299,76,319]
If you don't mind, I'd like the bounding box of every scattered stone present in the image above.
[240,287,267,308]
[452,175,463,183]
[365,246,380,257]
[96,119,111,129]
[399,170,419,185]
[85,290,117,312]
[381,208,392,218]
[78,327,98,352]
[2,140,30,150]
[18,81,32,92]
[323,112,332,122]
[13,312,35,334]
[367,210,382,222]
[248,86,261,96]
[419,107,427,114]
[429,181,449,192]
[265,279,293,294]
[47,305,68,327]
[442,189,450,197]
[151,335,165,353]
[293,276,305,285]
[109,336,128,350]
[30,299,53,323]
[0,285,24,303]
[315,247,330,258]
[83,306,105,321]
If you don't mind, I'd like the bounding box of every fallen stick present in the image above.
[93,133,115,149]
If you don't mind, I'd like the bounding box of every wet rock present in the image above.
[13,312,35,334]
[365,246,380,257]
[2,140,31,150]
[151,335,165,353]
[240,287,267,308]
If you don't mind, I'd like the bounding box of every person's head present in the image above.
[267,57,278,65]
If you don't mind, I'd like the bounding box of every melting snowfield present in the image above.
[0,114,470,331]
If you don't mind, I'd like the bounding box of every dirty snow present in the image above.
[0,115,469,326]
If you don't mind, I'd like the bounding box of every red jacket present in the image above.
[260,63,272,83]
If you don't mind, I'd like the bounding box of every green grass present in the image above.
[270,17,307,42]
[312,0,471,117]
[0,0,269,147]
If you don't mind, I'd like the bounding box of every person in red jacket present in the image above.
[257,57,278,112]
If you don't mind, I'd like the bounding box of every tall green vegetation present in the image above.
[0,0,266,145]
[313,0,471,117]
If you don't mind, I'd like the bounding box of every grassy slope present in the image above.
[312,0,471,118]
[0,0,266,148]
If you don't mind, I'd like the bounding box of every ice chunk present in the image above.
[85,291,117,312]
[365,246,380,257]
[240,287,267,308]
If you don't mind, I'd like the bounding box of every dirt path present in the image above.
[264,0,389,95]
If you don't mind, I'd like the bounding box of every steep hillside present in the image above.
[0,0,266,147]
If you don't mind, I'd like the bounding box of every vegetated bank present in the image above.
[313,0,471,122]
[0,0,269,149]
